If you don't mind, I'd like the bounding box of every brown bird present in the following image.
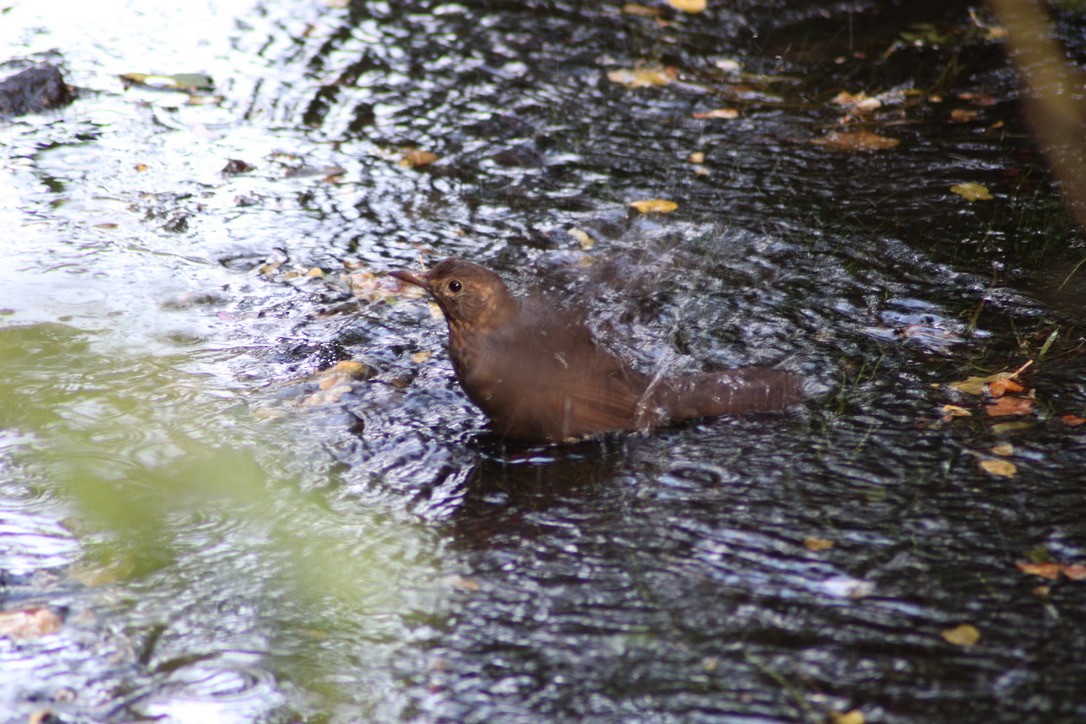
[390,258,804,443]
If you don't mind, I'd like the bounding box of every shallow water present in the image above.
[2,0,1086,722]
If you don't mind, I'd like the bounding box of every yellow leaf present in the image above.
[668,0,707,12]
[692,107,739,119]
[830,710,865,724]
[688,151,705,163]
[629,199,678,214]
[950,182,992,201]
[1016,561,1060,579]
[411,351,432,364]
[607,66,674,88]
[942,404,971,419]
[568,227,596,250]
[991,443,1014,456]
[941,623,981,647]
[979,459,1016,477]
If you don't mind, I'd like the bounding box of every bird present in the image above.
[389,258,804,443]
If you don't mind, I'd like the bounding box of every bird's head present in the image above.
[390,258,518,335]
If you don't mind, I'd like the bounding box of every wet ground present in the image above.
[2,0,1086,721]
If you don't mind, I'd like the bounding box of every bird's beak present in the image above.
[388,269,428,290]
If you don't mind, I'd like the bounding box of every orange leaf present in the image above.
[1060,564,1086,581]
[986,397,1032,417]
[804,537,835,551]
[693,107,739,120]
[988,377,1024,397]
[812,129,900,152]
[1060,414,1086,427]
[1016,561,1061,579]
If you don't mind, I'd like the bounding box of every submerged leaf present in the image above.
[629,199,678,214]
[812,130,900,152]
[950,182,993,201]
[979,458,1016,477]
[668,0,707,12]
[607,66,675,88]
[942,623,981,647]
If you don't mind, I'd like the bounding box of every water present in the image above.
[2,0,1086,721]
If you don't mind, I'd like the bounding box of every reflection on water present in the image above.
[3,0,1086,722]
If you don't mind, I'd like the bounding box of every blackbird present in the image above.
[390,258,804,443]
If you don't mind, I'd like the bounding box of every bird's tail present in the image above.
[642,368,805,426]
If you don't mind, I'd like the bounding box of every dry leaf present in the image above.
[950,182,993,201]
[804,537,835,552]
[607,66,675,88]
[568,227,596,250]
[692,107,739,119]
[942,404,972,419]
[942,623,980,647]
[950,108,979,123]
[1060,414,1086,427]
[988,377,1025,397]
[411,351,432,364]
[991,443,1014,456]
[622,3,664,17]
[830,710,865,724]
[979,459,1016,477]
[812,130,900,152]
[1016,561,1061,579]
[400,148,439,168]
[831,91,882,111]
[668,0,707,12]
[0,607,63,639]
[688,151,705,163]
[629,199,678,214]
[991,421,1033,434]
[1062,564,1086,581]
[986,397,1032,417]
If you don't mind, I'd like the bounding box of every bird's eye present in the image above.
[448,280,462,293]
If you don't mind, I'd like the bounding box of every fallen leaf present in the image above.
[991,443,1014,456]
[568,227,596,250]
[831,91,882,112]
[942,404,972,419]
[812,129,900,152]
[1062,564,1086,581]
[979,459,1016,477]
[688,151,705,163]
[607,65,676,88]
[950,182,993,201]
[1016,561,1061,579]
[990,421,1033,434]
[942,623,980,647]
[621,3,664,17]
[411,351,432,364]
[986,397,1032,417]
[804,537,835,551]
[988,377,1025,397]
[668,0,706,12]
[0,607,63,639]
[830,710,865,724]
[693,107,739,119]
[629,199,678,214]
[1060,414,1086,427]
[950,108,978,123]
[400,148,439,168]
